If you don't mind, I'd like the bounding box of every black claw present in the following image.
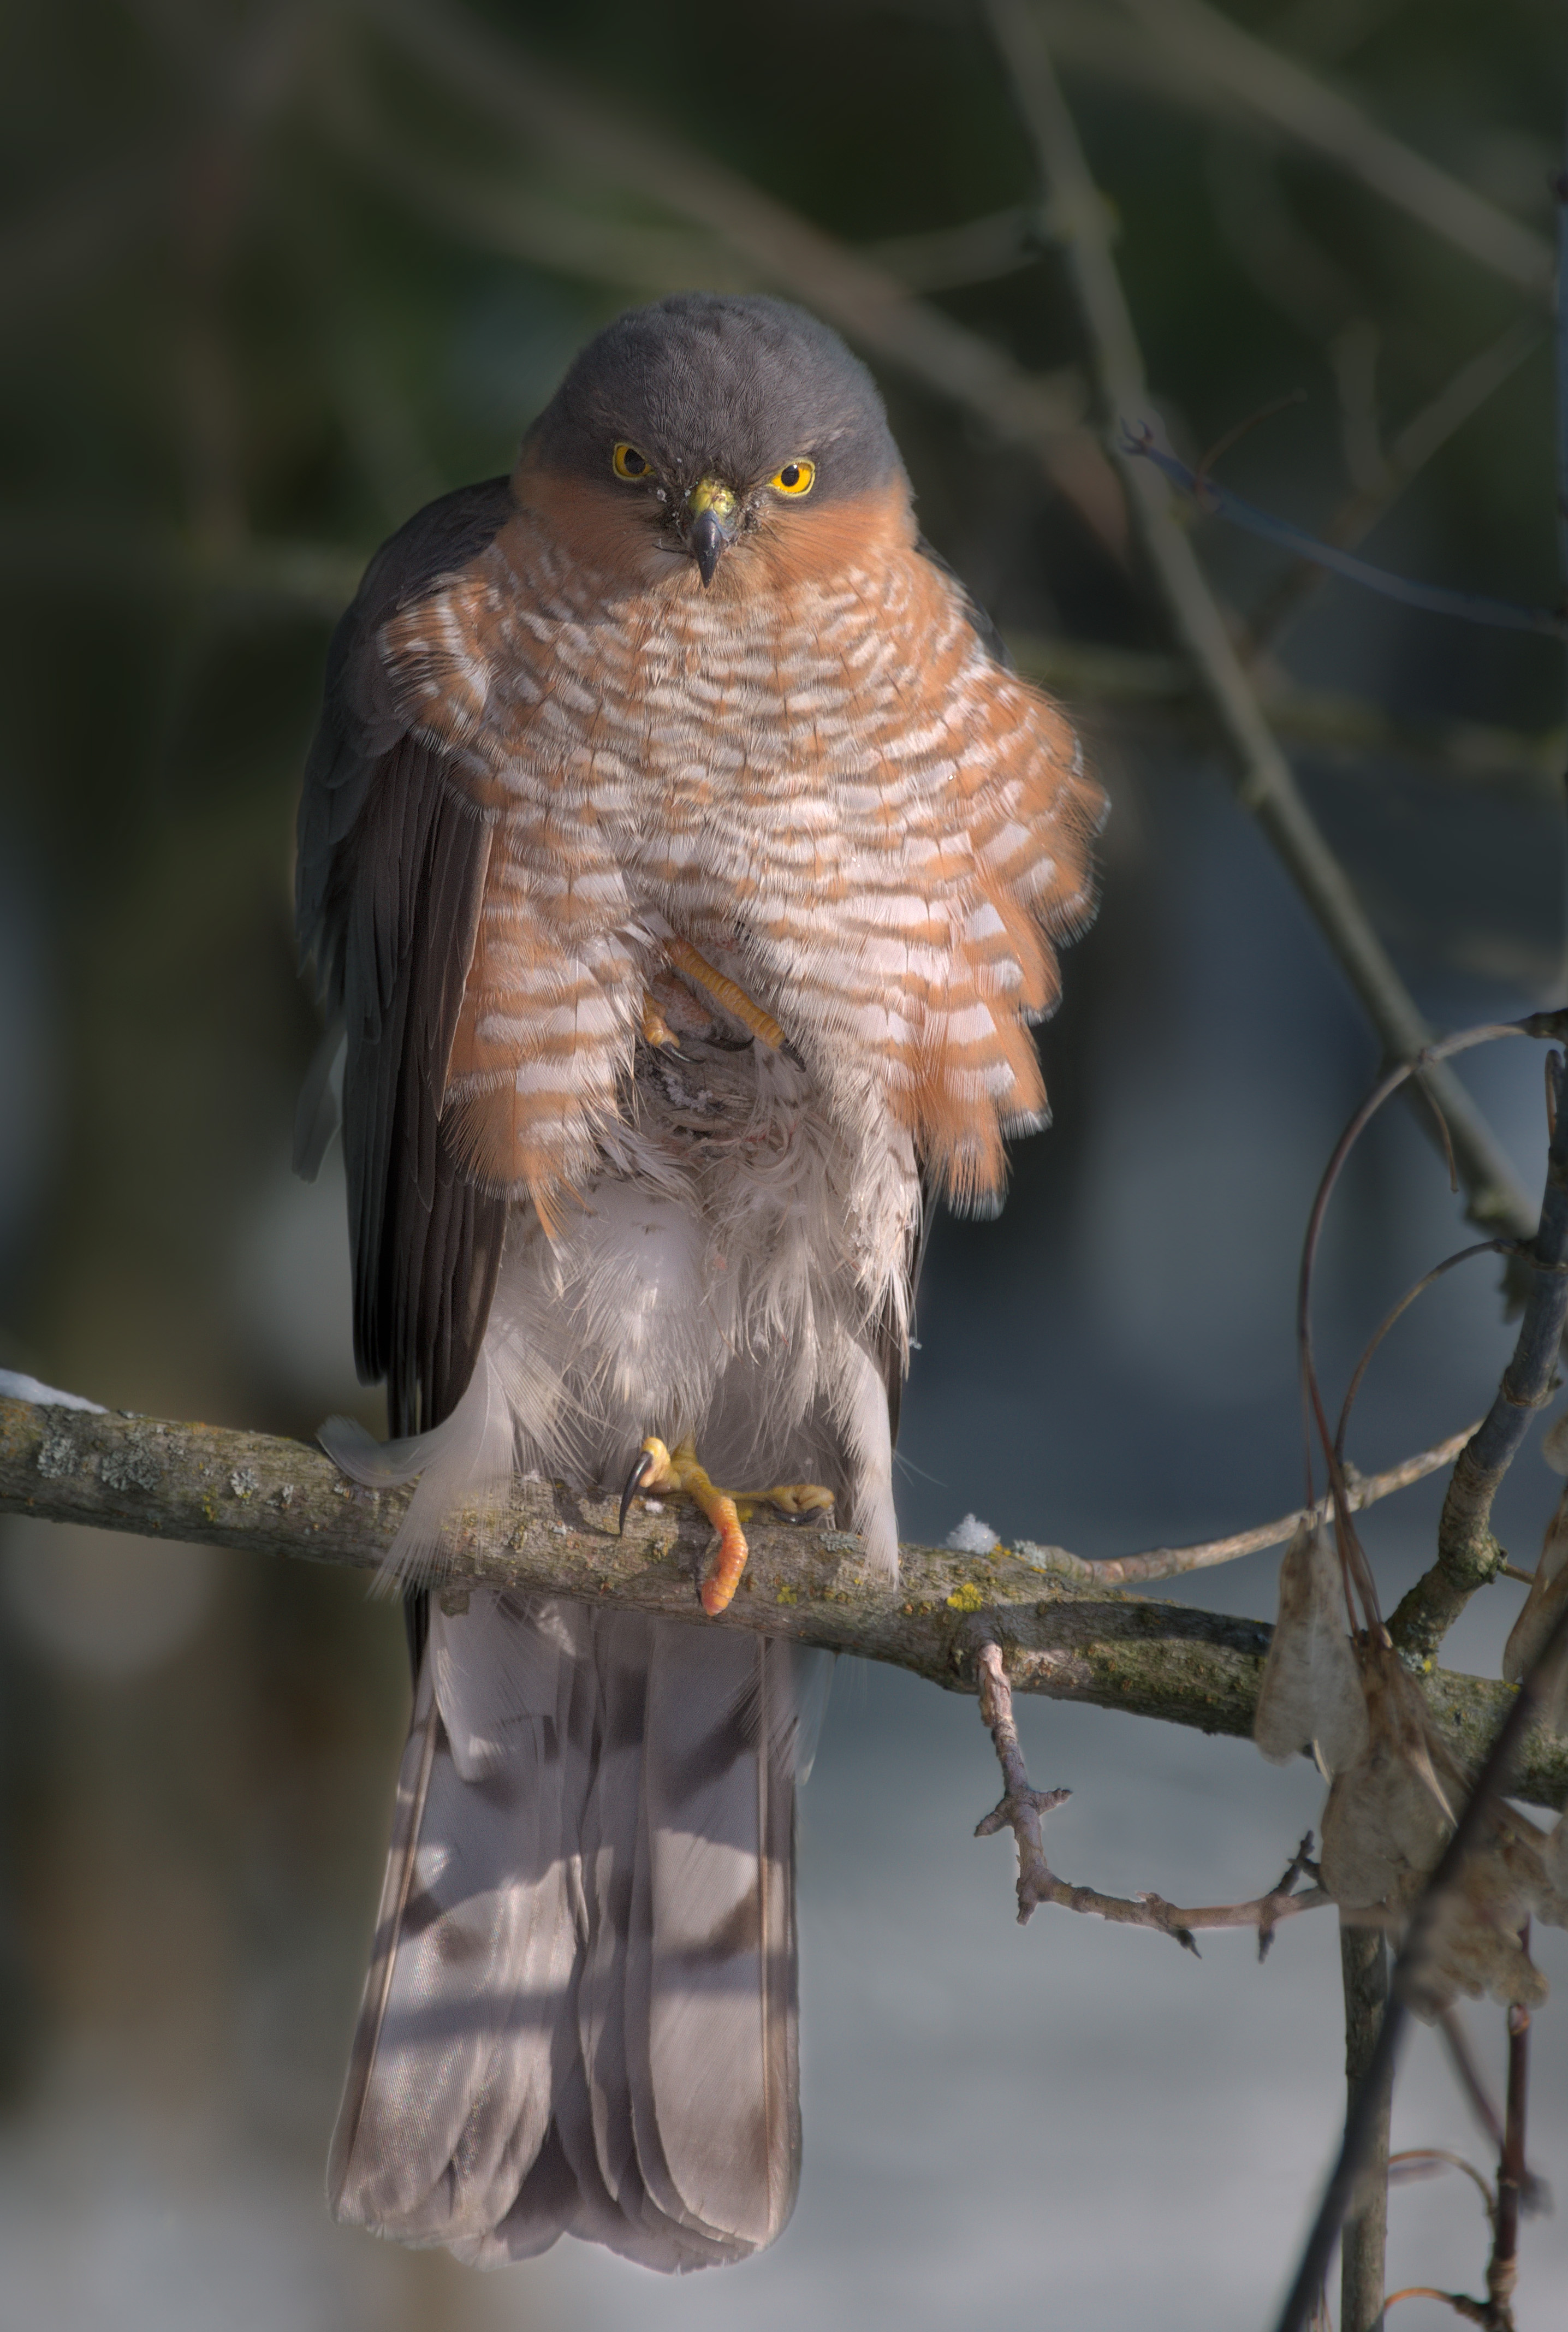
[619,1448,655,1535]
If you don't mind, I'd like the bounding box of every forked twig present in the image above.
[975,1643,1329,1953]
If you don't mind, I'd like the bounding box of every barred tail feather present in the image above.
[328,1598,808,2271]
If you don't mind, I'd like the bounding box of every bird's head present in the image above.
[515,293,910,592]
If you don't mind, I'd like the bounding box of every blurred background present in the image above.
[2,1,1566,2324]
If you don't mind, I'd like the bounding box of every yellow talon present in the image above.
[664,938,786,1052]
[640,990,675,1047]
[624,1435,834,1615]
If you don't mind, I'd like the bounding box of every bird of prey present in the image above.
[295,292,1101,2271]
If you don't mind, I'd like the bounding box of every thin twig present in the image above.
[1486,1987,1531,2327]
[1131,429,1565,640]
[1388,2150,1496,2221]
[984,0,1537,1243]
[1017,1421,1477,1584]
[975,1644,1329,1949]
[1439,2011,1508,2158]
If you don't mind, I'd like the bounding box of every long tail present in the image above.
[329,1592,807,2270]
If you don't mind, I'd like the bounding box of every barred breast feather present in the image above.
[380,471,1101,1225]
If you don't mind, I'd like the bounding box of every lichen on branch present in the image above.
[3,1395,1563,1809]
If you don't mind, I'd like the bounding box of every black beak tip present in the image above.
[618,1449,654,1536]
[688,510,726,589]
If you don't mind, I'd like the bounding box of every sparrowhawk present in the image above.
[295,291,1101,2271]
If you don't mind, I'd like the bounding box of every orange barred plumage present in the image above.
[382,467,1100,1222]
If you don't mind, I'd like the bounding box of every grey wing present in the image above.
[296,479,515,1438]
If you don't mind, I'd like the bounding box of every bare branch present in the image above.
[4,1395,1563,1804]
[1391,1052,1568,1662]
[1246,318,1546,660]
[1024,1422,1478,1585]
[1339,1922,1394,2332]
[1486,1992,1532,2327]
[984,0,1537,1243]
[974,1643,1331,1947]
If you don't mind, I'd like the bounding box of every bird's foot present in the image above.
[663,939,786,1052]
[639,989,676,1047]
[618,1434,834,1615]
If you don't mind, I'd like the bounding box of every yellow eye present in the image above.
[770,458,815,496]
[612,442,652,481]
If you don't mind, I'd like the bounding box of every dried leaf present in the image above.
[1540,1412,1568,1474]
[1503,1484,1568,1732]
[1321,1646,1563,2012]
[1543,1808,1568,1899]
[1415,1840,1548,2013]
[1320,1648,1453,1911]
[1254,1521,1369,1772]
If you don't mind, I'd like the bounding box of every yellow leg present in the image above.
[664,939,786,1053]
[640,989,675,1047]
[627,1435,834,1615]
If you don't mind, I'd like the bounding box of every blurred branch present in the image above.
[1130,428,1566,640]
[862,205,1041,292]
[4,1395,1563,1803]
[1108,0,1554,299]
[0,522,365,619]
[1007,634,1566,804]
[1247,317,1546,658]
[0,161,164,308]
[336,86,1047,306]
[1390,1053,1568,1664]
[974,1642,1329,1944]
[985,0,1538,1243]
[353,0,1127,554]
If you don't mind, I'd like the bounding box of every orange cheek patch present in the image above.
[748,477,917,593]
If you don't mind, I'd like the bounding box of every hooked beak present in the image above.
[683,475,738,588]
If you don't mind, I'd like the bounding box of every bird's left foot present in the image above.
[618,1434,835,1615]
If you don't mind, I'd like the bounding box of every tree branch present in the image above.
[1390,1053,1568,1663]
[4,1395,1564,1808]
[1339,1923,1394,2332]
[984,0,1538,1243]
[975,1641,1331,1947]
